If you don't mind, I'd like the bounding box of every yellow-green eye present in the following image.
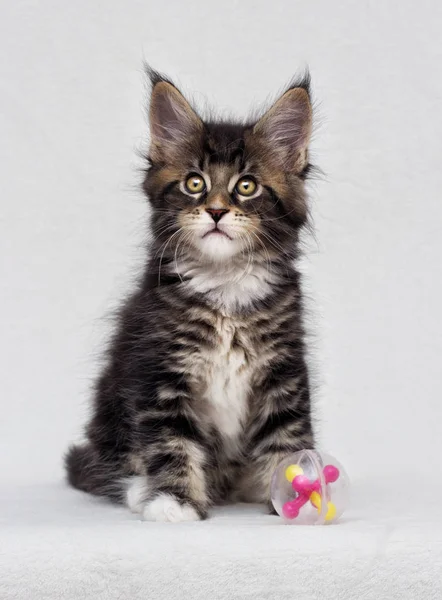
[185,174,206,194]
[235,177,257,197]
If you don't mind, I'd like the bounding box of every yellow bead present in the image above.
[310,491,322,511]
[285,464,304,482]
[325,502,337,522]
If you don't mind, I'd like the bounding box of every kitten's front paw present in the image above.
[143,494,204,523]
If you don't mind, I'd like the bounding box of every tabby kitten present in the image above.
[65,70,315,522]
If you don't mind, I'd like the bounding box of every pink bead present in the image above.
[282,493,309,519]
[282,501,299,519]
[292,475,311,493]
[323,465,340,483]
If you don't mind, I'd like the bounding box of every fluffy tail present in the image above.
[65,444,124,502]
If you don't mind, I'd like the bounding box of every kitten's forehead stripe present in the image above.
[205,121,248,166]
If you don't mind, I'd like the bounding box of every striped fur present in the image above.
[65,70,315,521]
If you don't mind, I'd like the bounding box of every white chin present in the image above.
[197,234,241,261]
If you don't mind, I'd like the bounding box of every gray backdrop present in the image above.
[1,0,441,484]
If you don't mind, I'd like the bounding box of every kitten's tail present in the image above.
[65,443,124,502]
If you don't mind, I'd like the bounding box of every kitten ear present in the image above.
[253,84,312,173]
[149,78,203,163]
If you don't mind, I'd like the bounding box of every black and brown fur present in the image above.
[66,69,315,520]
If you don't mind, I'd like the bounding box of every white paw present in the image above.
[143,494,201,523]
[125,476,149,514]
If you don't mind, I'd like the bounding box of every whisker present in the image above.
[156,228,185,285]
[246,223,288,255]
[173,230,194,282]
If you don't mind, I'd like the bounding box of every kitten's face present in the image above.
[176,160,262,261]
[144,76,312,265]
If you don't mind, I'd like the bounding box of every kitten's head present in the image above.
[144,71,313,266]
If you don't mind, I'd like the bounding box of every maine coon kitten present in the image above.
[65,70,315,522]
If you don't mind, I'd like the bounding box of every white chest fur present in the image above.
[173,257,275,451]
[202,318,251,453]
[177,258,277,312]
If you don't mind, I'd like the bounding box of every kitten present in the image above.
[65,70,315,522]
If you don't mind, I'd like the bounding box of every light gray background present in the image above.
[1,0,441,486]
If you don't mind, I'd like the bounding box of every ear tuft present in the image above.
[144,63,174,88]
[287,70,311,97]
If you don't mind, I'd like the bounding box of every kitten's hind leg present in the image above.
[65,443,126,503]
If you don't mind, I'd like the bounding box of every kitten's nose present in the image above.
[206,208,229,224]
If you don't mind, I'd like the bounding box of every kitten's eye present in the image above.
[235,177,257,197]
[185,174,206,194]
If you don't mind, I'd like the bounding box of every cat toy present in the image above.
[270,450,350,525]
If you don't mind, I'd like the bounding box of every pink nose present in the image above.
[206,208,229,223]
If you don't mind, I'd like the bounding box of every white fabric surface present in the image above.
[2,477,441,599]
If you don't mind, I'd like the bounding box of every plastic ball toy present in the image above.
[271,450,349,525]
